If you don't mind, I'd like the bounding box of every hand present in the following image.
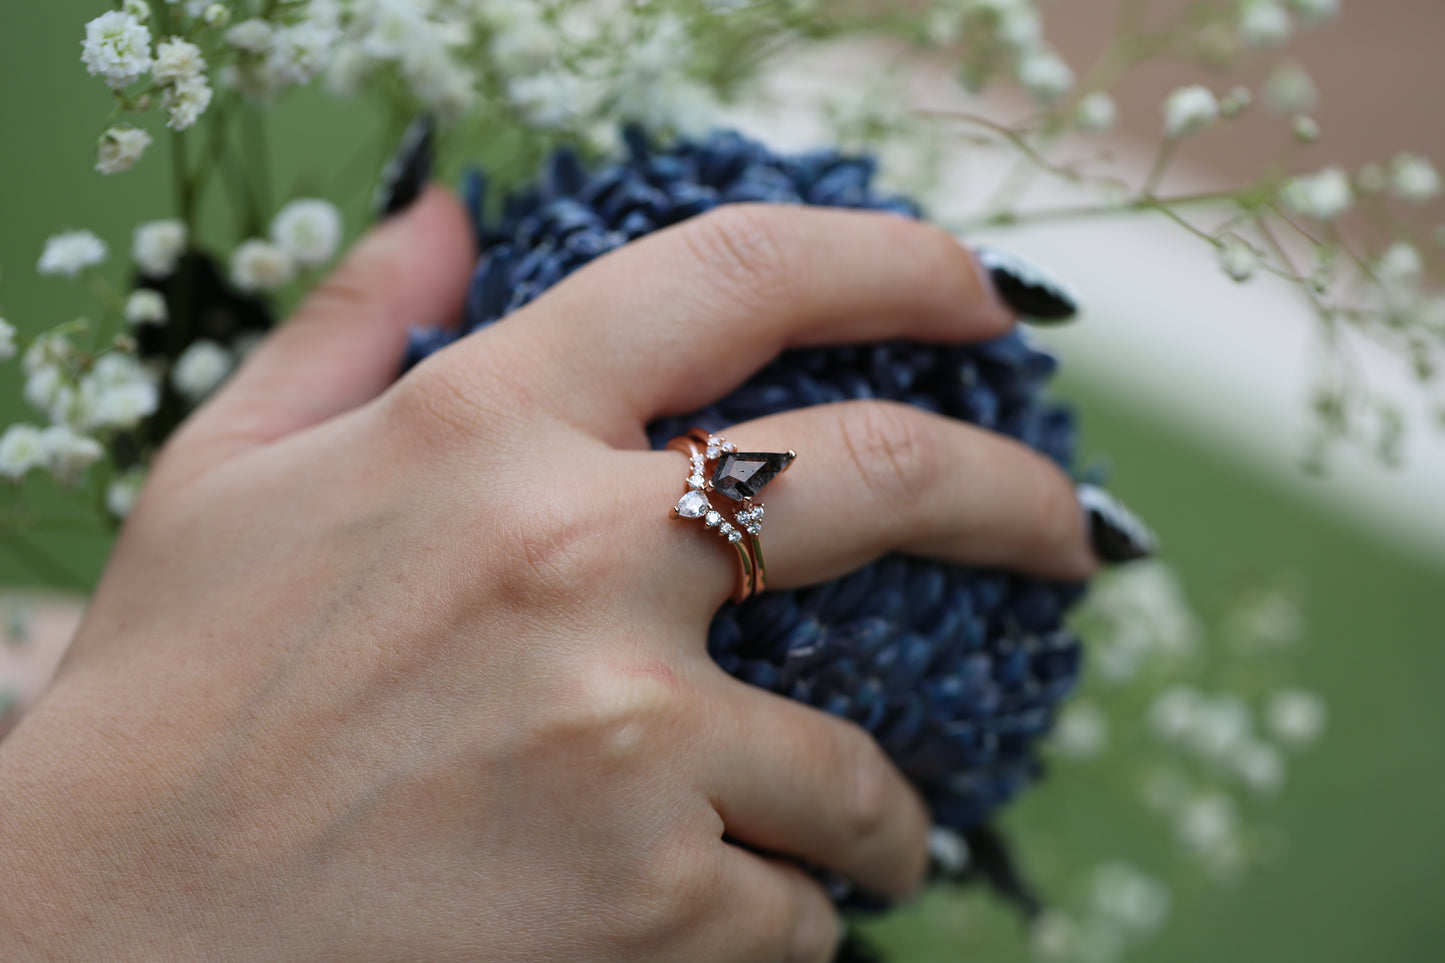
[0,189,1095,961]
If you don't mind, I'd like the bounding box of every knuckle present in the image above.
[546,661,690,757]
[611,833,718,948]
[679,204,799,306]
[488,492,618,611]
[837,401,939,516]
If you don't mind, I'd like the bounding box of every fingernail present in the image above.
[374,115,435,221]
[1078,484,1158,564]
[975,246,1080,322]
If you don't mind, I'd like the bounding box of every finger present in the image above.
[179,187,476,465]
[707,847,840,963]
[702,672,930,902]
[458,204,1014,440]
[648,399,1095,612]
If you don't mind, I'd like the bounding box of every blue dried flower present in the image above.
[409,127,1086,881]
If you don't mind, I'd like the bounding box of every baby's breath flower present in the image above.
[1389,153,1442,204]
[1219,85,1253,119]
[1176,791,1238,853]
[107,468,148,518]
[1090,863,1172,935]
[509,71,586,129]
[1237,0,1293,48]
[231,239,296,292]
[22,332,76,377]
[226,18,274,54]
[38,231,108,278]
[96,125,154,175]
[0,425,48,481]
[172,339,234,402]
[78,354,160,431]
[123,1,151,24]
[489,9,558,75]
[203,4,230,27]
[1218,237,1261,282]
[152,37,207,84]
[82,10,154,89]
[270,199,342,270]
[1162,85,1219,138]
[124,289,168,325]
[1017,50,1074,103]
[1148,686,1203,743]
[133,220,188,278]
[1281,166,1353,220]
[0,320,15,362]
[1263,61,1318,113]
[1287,0,1340,26]
[39,426,104,485]
[1233,740,1285,795]
[163,75,214,130]
[1376,241,1424,282]
[265,20,338,90]
[1053,701,1109,759]
[1291,114,1321,143]
[1074,92,1118,132]
[1188,694,1253,760]
[1266,688,1327,747]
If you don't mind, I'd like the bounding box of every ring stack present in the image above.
[666,428,796,603]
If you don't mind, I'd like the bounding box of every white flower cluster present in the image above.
[80,8,213,133]
[230,198,343,292]
[1235,0,1340,49]
[224,2,341,102]
[1081,562,1202,683]
[1033,863,1171,962]
[926,0,1075,105]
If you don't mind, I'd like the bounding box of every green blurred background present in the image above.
[2,4,1442,961]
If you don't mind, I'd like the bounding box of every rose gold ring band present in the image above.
[667,428,796,604]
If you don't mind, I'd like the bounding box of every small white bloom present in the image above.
[1377,241,1424,282]
[1266,688,1327,748]
[265,20,338,89]
[1263,61,1319,113]
[1017,51,1074,103]
[1090,862,1172,935]
[0,425,48,480]
[489,12,558,75]
[1053,702,1109,759]
[325,44,374,95]
[1163,85,1220,138]
[152,37,207,84]
[1031,912,1079,960]
[23,365,75,424]
[1148,686,1203,743]
[1177,791,1238,852]
[231,239,296,292]
[123,0,151,24]
[271,199,343,270]
[38,231,108,278]
[203,4,230,27]
[163,75,213,130]
[1287,0,1340,26]
[78,354,160,430]
[1238,1,1292,47]
[226,18,274,54]
[509,70,585,129]
[125,289,168,325]
[1390,153,1442,204]
[172,339,234,402]
[1218,237,1261,282]
[1282,166,1354,220]
[1074,92,1118,132]
[132,220,188,278]
[82,11,154,88]
[1233,740,1285,795]
[0,319,16,362]
[1188,694,1253,761]
[22,332,76,377]
[1291,114,1321,143]
[39,426,105,485]
[107,468,148,518]
[96,125,154,175]
[1220,85,1253,118]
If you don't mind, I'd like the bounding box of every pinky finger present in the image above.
[711,848,841,963]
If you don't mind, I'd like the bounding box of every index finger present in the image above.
[459,204,1015,441]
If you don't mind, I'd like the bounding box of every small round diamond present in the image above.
[705,511,722,527]
[747,523,762,535]
[718,522,735,535]
[727,530,743,543]
[688,475,705,489]
[706,447,720,459]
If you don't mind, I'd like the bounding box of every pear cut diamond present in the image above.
[711,451,796,501]
[675,490,712,518]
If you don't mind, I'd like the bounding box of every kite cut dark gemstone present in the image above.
[711,451,795,500]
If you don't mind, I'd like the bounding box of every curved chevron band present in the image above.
[666,428,795,603]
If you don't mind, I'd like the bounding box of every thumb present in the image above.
[176,186,476,468]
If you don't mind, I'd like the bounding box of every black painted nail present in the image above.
[976,246,1080,322]
[374,115,435,221]
[1079,484,1158,564]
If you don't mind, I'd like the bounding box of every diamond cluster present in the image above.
[674,434,765,546]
